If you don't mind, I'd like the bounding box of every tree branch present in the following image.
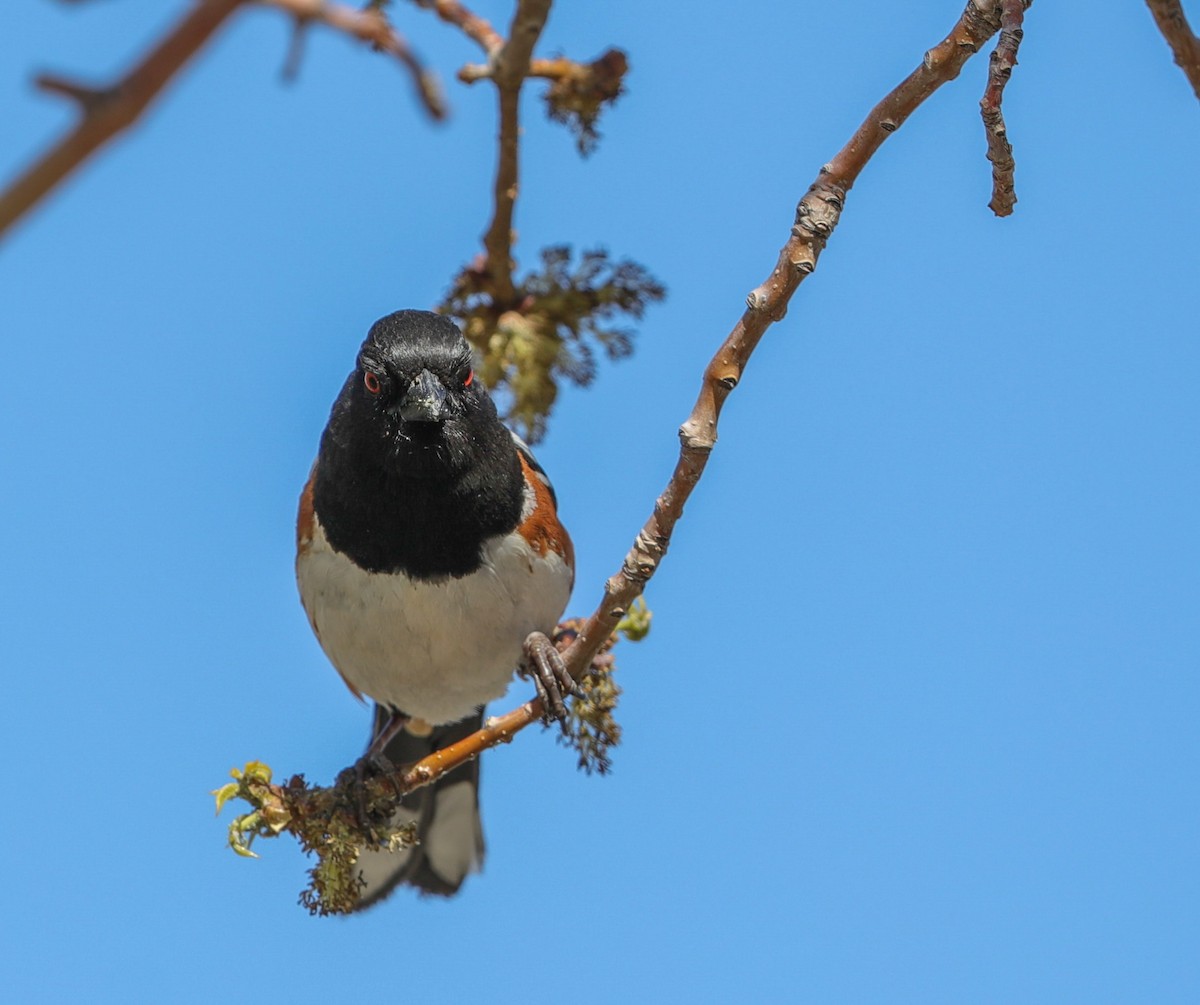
[411,0,504,56]
[980,0,1030,216]
[263,0,446,119]
[418,0,1016,791]
[480,0,553,306]
[0,0,447,241]
[0,0,244,240]
[226,0,1021,916]
[459,55,597,84]
[1146,0,1200,101]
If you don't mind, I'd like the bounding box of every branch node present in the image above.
[34,73,113,113]
[678,422,715,453]
[625,529,667,580]
[746,286,772,311]
[790,253,817,275]
[793,187,844,240]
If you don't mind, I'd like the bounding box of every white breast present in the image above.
[296,514,572,725]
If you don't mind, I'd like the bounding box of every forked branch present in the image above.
[230,0,1018,915]
[0,0,243,239]
[0,0,444,240]
[266,0,447,118]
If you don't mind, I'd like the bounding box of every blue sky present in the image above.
[2,2,1198,1002]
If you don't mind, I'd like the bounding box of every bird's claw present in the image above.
[346,751,398,834]
[520,630,578,728]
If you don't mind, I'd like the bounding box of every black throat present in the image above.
[312,398,525,581]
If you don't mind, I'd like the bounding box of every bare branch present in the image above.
[1146,0,1200,101]
[480,0,553,305]
[0,0,449,240]
[227,9,1021,911]
[0,0,243,241]
[980,0,1030,217]
[414,0,1016,789]
[411,0,504,55]
[459,53,621,85]
[262,0,446,119]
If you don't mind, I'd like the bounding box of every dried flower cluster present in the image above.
[442,247,665,441]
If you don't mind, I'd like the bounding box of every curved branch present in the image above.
[560,0,1010,690]
[413,0,504,56]
[1147,0,1200,101]
[253,1,1017,841]
[264,0,447,120]
[0,0,447,241]
[0,0,244,240]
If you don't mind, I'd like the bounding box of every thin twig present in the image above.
[980,0,1029,217]
[480,0,553,306]
[263,0,1016,822]
[459,55,594,84]
[34,74,111,111]
[281,17,310,82]
[261,0,446,119]
[1146,0,1200,100]
[411,0,504,55]
[0,0,244,240]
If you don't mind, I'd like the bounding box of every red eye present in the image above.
[363,371,381,395]
[463,369,474,388]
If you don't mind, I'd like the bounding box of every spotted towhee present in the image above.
[296,310,575,906]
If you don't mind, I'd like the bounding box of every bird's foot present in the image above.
[342,712,409,833]
[519,630,579,729]
[339,752,399,835]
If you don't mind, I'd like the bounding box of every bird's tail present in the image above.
[354,705,485,908]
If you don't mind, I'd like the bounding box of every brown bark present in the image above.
[480,0,554,305]
[0,0,243,239]
[1147,0,1200,101]
[0,0,446,241]
[980,0,1030,217]
[354,0,1017,804]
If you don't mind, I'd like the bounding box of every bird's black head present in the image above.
[314,310,525,577]
[338,309,502,481]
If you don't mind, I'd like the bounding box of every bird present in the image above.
[295,309,575,906]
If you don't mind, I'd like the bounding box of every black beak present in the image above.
[398,368,448,423]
